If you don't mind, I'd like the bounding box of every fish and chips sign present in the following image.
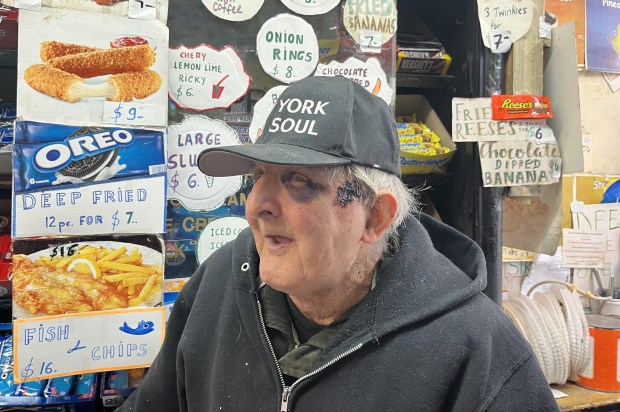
[452,97,561,187]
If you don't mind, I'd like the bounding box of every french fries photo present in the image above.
[13,243,163,316]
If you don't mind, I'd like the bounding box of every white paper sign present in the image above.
[478,140,561,187]
[167,116,242,211]
[196,217,249,263]
[128,0,156,20]
[478,0,533,49]
[103,102,167,127]
[13,307,165,382]
[203,0,264,21]
[571,203,620,298]
[13,175,167,238]
[315,57,393,104]
[256,14,319,84]
[343,0,397,45]
[489,30,512,53]
[169,44,250,111]
[280,0,339,15]
[452,97,543,142]
[249,85,287,143]
[14,0,41,10]
[561,229,607,269]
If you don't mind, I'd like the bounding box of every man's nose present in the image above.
[247,175,281,218]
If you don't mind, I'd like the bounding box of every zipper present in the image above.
[256,297,364,412]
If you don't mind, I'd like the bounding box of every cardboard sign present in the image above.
[342,0,397,46]
[315,57,393,105]
[13,175,167,237]
[478,140,561,187]
[249,85,287,143]
[196,217,249,263]
[169,44,251,111]
[477,0,533,49]
[13,307,164,382]
[167,116,243,211]
[280,0,339,15]
[452,97,543,142]
[256,13,319,84]
[203,0,264,21]
[17,8,169,127]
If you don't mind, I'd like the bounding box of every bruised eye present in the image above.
[282,172,312,189]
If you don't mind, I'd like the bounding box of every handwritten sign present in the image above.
[478,140,561,187]
[315,57,393,104]
[502,246,536,261]
[571,203,620,297]
[249,85,287,143]
[343,0,397,46]
[103,102,167,127]
[561,229,607,269]
[203,0,264,21]
[489,30,512,54]
[167,115,243,211]
[169,44,250,111]
[256,13,319,84]
[196,217,249,263]
[128,0,156,20]
[452,97,544,142]
[13,307,165,383]
[280,0,340,15]
[477,0,533,49]
[13,175,167,238]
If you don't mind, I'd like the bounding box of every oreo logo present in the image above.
[34,128,134,173]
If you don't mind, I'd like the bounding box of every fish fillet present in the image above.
[13,254,128,315]
[47,44,156,78]
[40,40,100,62]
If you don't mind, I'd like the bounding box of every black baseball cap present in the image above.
[197,76,400,177]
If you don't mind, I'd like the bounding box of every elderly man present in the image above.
[119,76,557,411]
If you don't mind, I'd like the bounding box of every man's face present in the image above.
[245,163,372,299]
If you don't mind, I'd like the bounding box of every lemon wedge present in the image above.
[68,257,102,279]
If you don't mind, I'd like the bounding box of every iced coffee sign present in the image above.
[315,57,393,105]
[343,0,397,46]
[196,217,249,263]
[203,0,264,21]
[478,140,561,187]
[169,44,250,111]
[167,116,243,211]
[256,14,319,84]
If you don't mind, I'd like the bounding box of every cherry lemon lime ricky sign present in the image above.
[169,44,251,111]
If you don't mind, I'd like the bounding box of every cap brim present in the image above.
[198,144,351,177]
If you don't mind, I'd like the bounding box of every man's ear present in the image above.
[362,191,398,244]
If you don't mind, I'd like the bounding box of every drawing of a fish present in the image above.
[119,320,155,335]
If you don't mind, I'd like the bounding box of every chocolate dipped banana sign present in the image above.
[17,7,169,127]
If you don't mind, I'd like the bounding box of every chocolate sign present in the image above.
[169,44,251,111]
[167,116,242,211]
[256,14,319,84]
[315,57,393,104]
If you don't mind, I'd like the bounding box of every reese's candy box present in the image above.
[491,94,553,120]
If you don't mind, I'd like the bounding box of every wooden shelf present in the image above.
[553,382,620,411]
[396,73,454,89]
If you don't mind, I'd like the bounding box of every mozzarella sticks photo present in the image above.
[47,44,156,78]
[24,39,162,103]
[40,40,100,62]
[24,64,84,102]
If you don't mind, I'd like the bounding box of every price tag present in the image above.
[103,102,166,127]
[489,30,512,54]
[14,0,42,10]
[528,125,556,144]
[128,0,156,20]
[539,16,552,40]
[360,29,383,53]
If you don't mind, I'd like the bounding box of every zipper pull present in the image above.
[279,386,291,412]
